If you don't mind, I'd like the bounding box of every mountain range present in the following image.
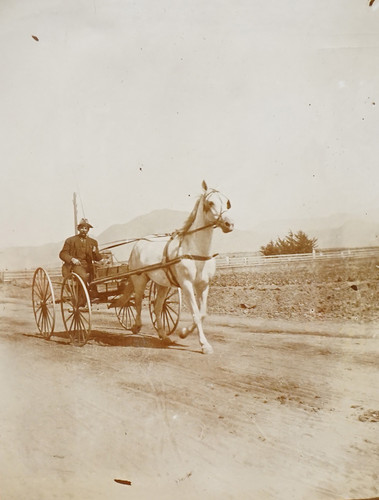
[1,210,378,270]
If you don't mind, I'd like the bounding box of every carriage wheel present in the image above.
[148,282,181,336]
[61,273,91,346]
[32,267,56,339]
[115,296,137,330]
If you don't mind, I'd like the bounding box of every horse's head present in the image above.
[201,180,234,233]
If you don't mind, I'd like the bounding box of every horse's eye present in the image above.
[208,201,214,208]
[227,200,231,209]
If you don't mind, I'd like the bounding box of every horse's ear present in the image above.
[227,199,231,209]
[202,180,208,191]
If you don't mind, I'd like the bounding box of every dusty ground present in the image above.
[0,258,378,500]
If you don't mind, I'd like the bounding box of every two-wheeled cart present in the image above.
[31,251,181,346]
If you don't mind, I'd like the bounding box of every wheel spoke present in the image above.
[35,279,45,299]
[40,314,46,333]
[68,312,76,332]
[44,288,52,302]
[37,306,44,326]
[41,274,48,294]
[128,310,135,326]
[115,294,137,330]
[148,284,181,336]
[79,327,86,345]
[61,274,91,345]
[68,281,76,303]
[77,314,88,331]
[163,308,175,329]
[32,268,55,338]
[66,310,75,322]
[166,289,176,301]
[46,307,54,323]
[164,302,178,317]
[44,315,50,334]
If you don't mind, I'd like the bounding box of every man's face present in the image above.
[78,225,89,238]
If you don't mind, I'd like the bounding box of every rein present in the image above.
[100,234,171,252]
[100,188,229,287]
[100,222,218,252]
[91,252,218,286]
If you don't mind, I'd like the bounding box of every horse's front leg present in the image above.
[179,282,213,354]
[180,285,209,339]
[197,283,209,323]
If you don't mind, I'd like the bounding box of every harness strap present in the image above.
[180,253,218,261]
[162,238,180,287]
[162,253,219,287]
[161,235,218,287]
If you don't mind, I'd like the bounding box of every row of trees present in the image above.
[260,230,318,256]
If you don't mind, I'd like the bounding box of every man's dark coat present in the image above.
[59,234,102,279]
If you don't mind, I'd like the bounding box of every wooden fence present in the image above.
[215,247,379,269]
[2,247,379,283]
[0,268,62,283]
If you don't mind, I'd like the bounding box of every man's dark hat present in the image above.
[77,218,93,228]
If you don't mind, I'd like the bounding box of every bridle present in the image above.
[202,188,232,227]
[175,189,232,237]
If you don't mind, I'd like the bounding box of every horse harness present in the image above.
[161,234,218,288]
[100,189,229,288]
[160,190,228,287]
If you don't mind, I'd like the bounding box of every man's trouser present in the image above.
[62,263,90,306]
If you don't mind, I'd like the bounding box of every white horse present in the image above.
[115,181,234,354]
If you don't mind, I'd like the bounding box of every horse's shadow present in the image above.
[90,330,189,350]
[24,330,196,352]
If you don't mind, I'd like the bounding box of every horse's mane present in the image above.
[177,195,203,234]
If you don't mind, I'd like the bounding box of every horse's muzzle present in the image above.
[219,217,234,233]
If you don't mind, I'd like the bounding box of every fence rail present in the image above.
[215,247,379,269]
[1,247,379,282]
[0,268,62,283]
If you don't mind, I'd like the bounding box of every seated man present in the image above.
[59,218,103,302]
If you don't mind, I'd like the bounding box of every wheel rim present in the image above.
[115,296,137,330]
[149,282,181,336]
[61,273,91,346]
[32,267,56,338]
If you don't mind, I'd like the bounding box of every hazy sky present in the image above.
[1,0,379,248]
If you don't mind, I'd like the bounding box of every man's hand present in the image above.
[71,258,81,266]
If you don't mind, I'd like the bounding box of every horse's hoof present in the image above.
[161,337,172,345]
[179,327,188,339]
[201,344,213,355]
[132,325,141,334]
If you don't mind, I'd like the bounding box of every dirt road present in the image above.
[0,289,378,500]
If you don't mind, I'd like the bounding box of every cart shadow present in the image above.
[23,331,199,353]
[22,332,70,345]
[89,330,194,351]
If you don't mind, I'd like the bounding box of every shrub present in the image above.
[260,230,318,256]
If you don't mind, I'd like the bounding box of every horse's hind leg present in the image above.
[130,274,149,334]
[108,280,134,309]
[180,322,196,339]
